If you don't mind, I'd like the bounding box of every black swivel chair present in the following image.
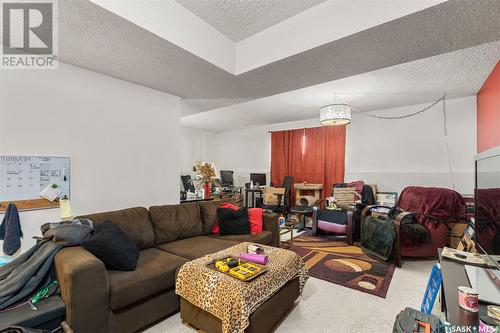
[256,176,294,217]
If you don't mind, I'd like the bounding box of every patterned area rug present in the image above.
[288,233,395,298]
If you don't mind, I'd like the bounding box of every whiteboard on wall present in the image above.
[0,156,70,203]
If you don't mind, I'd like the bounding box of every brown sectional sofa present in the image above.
[53,201,279,333]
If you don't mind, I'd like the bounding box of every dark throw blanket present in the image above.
[0,223,94,310]
[0,203,23,256]
[0,240,61,310]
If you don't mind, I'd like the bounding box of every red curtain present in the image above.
[270,126,346,201]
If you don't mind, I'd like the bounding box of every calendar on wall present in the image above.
[0,156,70,211]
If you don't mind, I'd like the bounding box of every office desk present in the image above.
[219,191,244,207]
[438,249,488,329]
[180,191,243,206]
[180,197,214,204]
[245,188,262,208]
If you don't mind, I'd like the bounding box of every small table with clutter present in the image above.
[176,242,308,333]
[291,183,323,231]
[437,249,493,330]
[280,219,299,247]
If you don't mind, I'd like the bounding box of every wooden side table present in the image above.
[289,205,313,231]
[280,220,298,247]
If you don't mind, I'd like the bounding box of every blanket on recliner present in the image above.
[396,186,465,222]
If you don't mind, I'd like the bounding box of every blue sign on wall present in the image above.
[421,264,443,314]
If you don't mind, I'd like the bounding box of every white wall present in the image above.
[345,96,476,194]
[184,96,477,194]
[212,118,319,187]
[180,126,218,175]
[0,62,181,256]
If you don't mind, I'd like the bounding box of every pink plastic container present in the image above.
[239,253,268,265]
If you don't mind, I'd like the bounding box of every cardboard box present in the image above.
[447,223,468,248]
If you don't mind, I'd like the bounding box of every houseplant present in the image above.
[193,161,216,198]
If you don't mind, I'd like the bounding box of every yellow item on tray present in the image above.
[228,263,262,281]
[215,257,240,273]
[229,267,252,280]
[240,263,262,274]
[215,261,230,272]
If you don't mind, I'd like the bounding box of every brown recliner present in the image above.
[54,201,279,333]
[361,186,466,267]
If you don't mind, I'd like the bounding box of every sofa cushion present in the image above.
[76,207,154,250]
[208,231,272,245]
[157,236,238,260]
[212,204,263,235]
[149,203,203,244]
[198,201,221,234]
[107,248,188,311]
[82,221,139,271]
[217,207,250,236]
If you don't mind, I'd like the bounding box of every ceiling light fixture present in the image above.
[320,93,447,127]
[319,95,351,126]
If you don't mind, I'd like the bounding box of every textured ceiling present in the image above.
[182,42,500,132]
[59,0,500,116]
[174,0,326,42]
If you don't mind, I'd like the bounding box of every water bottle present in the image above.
[278,214,285,227]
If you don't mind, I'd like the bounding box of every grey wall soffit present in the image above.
[59,0,500,112]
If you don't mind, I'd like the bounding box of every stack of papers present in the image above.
[39,184,62,201]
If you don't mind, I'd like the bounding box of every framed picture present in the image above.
[376,192,398,207]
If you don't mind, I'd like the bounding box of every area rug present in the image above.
[288,233,395,298]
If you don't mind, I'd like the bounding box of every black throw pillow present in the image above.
[217,207,250,236]
[82,220,139,271]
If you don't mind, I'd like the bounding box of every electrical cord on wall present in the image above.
[442,96,456,190]
[351,94,456,190]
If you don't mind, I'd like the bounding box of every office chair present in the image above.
[256,176,294,216]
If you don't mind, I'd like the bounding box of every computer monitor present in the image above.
[250,173,266,186]
[220,170,234,187]
[180,175,195,192]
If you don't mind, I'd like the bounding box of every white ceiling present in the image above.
[174,0,326,42]
[91,0,444,74]
[61,0,500,113]
[181,42,500,132]
[60,1,500,133]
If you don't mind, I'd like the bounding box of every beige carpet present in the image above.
[145,246,435,332]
